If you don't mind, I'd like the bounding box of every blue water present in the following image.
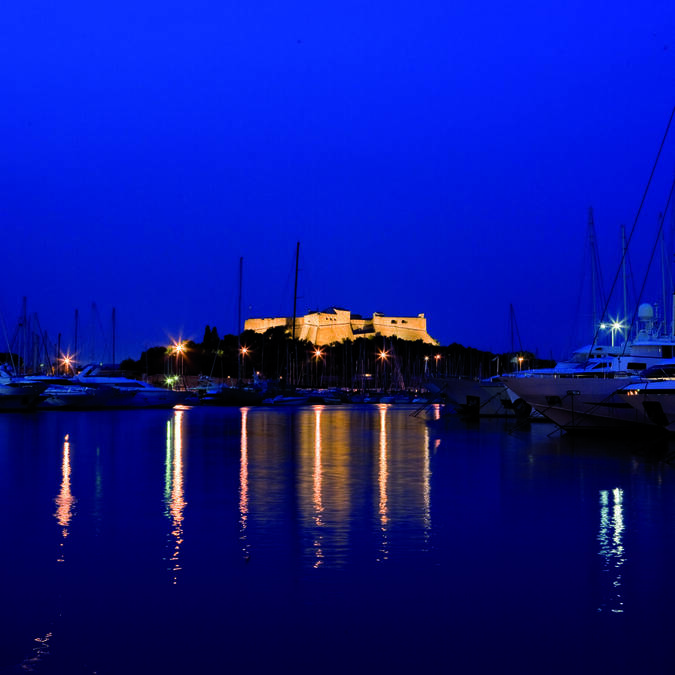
[2,404,675,674]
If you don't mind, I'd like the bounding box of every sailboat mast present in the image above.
[237,256,243,384]
[292,241,299,342]
[588,207,599,333]
[621,224,628,328]
[112,307,116,367]
[659,217,668,333]
[291,242,300,386]
[73,308,78,369]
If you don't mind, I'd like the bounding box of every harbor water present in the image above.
[2,404,675,674]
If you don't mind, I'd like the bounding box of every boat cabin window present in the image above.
[627,362,647,371]
[663,346,674,358]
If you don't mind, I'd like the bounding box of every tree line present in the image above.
[119,325,552,390]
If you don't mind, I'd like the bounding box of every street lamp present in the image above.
[240,346,249,382]
[313,347,324,387]
[377,350,389,390]
[173,341,185,377]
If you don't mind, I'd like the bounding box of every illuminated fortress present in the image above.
[244,307,438,346]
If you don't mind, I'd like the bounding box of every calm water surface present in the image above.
[2,404,675,673]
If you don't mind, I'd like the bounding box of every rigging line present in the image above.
[589,103,675,357]
[626,174,675,342]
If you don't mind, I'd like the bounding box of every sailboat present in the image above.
[194,257,269,406]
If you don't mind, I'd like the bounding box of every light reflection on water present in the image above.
[239,406,250,559]
[3,409,675,673]
[378,404,389,562]
[598,487,626,613]
[311,406,324,567]
[54,433,76,563]
[164,409,186,583]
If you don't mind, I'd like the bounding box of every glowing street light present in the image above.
[600,317,627,347]
[313,347,324,387]
[171,341,186,377]
[61,353,75,376]
[239,345,249,382]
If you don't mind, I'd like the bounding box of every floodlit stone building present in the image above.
[244,308,438,346]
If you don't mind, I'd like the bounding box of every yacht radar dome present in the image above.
[638,303,654,321]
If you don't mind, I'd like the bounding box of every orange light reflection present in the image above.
[378,404,389,561]
[312,406,325,567]
[239,407,250,559]
[54,434,77,562]
[165,410,186,584]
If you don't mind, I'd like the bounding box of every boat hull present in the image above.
[0,382,48,411]
[426,376,528,418]
[621,383,675,432]
[501,374,655,431]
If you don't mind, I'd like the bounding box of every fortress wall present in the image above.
[244,317,290,332]
[245,311,437,345]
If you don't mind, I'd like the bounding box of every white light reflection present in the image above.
[311,406,325,567]
[597,488,625,613]
[54,434,77,563]
[239,407,250,559]
[165,410,186,584]
[377,404,389,561]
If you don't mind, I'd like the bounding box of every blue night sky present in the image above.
[2,1,675,363]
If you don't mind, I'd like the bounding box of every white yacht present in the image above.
[500,304,675,432]
[427,343,621,419]
[23,375,137,410]
[426,374,527,418]
[73,364,190,409]
[0,364,48,411]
